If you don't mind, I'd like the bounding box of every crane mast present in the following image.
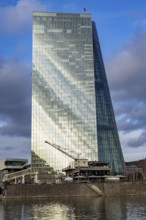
[84,0,86,13]
[44,140,76,160]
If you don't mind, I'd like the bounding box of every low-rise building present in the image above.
[125,159,146,180]
[0,158,29,184]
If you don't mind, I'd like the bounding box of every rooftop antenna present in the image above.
[84,0,86,13]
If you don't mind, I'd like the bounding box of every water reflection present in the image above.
[0,196,146,220]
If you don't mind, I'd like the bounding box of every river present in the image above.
[0,196,146,220]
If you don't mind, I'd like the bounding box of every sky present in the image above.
[0,0,146,162]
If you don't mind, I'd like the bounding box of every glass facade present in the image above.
[32,12,98,172]
[32,12,125,174]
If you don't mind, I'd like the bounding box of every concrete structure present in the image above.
[32,11,125,174]
[63,161,111,182]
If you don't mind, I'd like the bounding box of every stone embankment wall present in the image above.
[4,183,104,198]
[103,181,146,196]
[3,181,146,198]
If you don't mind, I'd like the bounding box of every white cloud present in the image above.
[0,0,48,34]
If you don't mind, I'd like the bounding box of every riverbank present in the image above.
[2,181,146,199]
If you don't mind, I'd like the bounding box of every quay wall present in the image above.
[4,183,103,198]
[103,181,146,196]
[3,181,146,198]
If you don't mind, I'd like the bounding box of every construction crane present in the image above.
[44,140,76,160]
[44,140,89,170]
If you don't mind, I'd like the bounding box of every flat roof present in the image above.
[0,158,28,162]
[33,11,91,18]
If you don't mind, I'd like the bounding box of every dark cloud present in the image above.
[107,31,146,100]
[115,102,146,132]
[0,57,31,137]
[106,27,146,151]
[126,132,146,148]
[106,29,146,138]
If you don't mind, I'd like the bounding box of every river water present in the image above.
[0,196,146,220]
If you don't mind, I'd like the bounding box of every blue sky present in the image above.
[0,0,146,162]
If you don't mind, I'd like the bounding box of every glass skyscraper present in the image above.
[32,12,125,174]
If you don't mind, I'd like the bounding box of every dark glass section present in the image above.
[92,22,125,174]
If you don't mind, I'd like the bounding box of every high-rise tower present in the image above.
[32,12,125,174]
